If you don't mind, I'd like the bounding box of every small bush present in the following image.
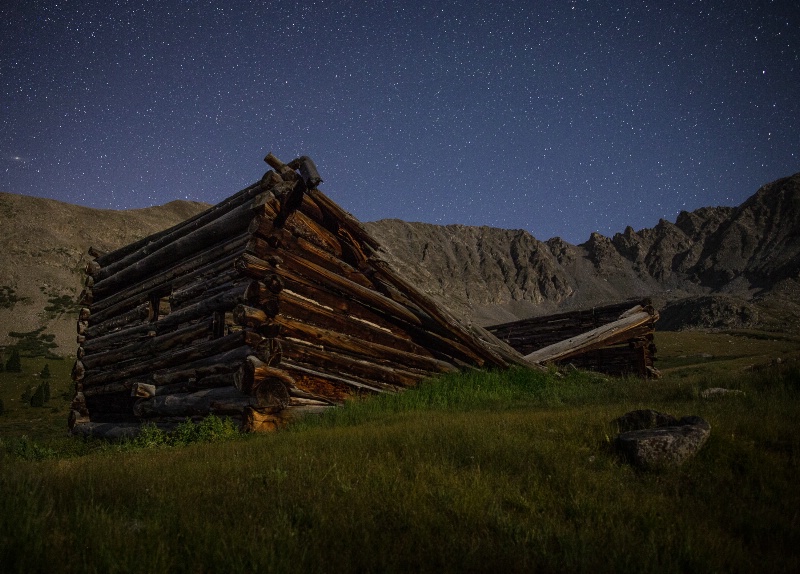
[127,415,239,449]
[40,364,51,379]
[3,436,57,460]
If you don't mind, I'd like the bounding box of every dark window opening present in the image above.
[149,291,172,322]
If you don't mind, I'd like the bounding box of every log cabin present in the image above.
[69,154,526,438]
[486,300,660,378]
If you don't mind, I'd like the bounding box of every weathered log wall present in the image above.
[486,300,659,377]
[71,154,524,438]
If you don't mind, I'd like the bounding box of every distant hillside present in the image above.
[1,172,798,356]
[0,192,209,352]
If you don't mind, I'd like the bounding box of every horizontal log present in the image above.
[150,349,252,385]
[82,319,214,371]
[82,330,260,388]
[275,270,411,339]
[278,289,429,355]
[82,283,250,353]
[248,233,372,289]
[92,233,249,309]
[280,360,389,396]
[274,315,457,375]
[88,249,247,331]
[84,380,131,397]
[169,268,242,308]
[86,303,149,335]
[93,199,257,296]
[94,180,264,269]
[263,248,423,328]
[133,387,256,418]
[279,338,427,390]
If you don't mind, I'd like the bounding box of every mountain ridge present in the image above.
[1,172,798,354]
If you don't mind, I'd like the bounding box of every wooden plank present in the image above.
[524,310,656,365]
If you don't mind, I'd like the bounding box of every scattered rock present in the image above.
[613,412,711,468]
[700,387,745,399]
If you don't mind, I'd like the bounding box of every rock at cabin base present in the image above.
[614,414,711,468]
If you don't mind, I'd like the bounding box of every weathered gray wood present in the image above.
[83,283,250,353]
[82,319,215,370]
[133,387,256,418]
[94,181,264,269]
[81,330,260,388]
[524,310,656,365]
[274,314,458,374]
[277,288,429,355]
[280,338,428,390]
[93,200,260,294]
[89,236,248,321]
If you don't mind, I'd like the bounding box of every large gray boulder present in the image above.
[613,412,711,468]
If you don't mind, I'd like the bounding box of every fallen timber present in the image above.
[486,300,660,377]
[70,153,528,439]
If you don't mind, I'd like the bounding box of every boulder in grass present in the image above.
[613,414,711,468]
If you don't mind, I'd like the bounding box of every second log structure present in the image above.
[70,154,526,438]
[486,300,660,378]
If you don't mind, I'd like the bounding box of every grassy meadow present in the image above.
[1,330,799,573]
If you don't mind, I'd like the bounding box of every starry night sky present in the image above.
[1,0,798,244]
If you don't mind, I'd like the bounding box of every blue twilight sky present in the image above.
[1,0,798,244]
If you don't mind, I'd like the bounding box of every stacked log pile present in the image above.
[486,300,659,377]
[70,154,524,438]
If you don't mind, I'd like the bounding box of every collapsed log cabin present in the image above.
[69,154,525,438]
[486,300,660,378]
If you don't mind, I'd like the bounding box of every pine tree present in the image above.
[5,349,21,372]
[21,385,33,403]
[40,364,51,378]
[43,380,51,403]
[30,384,46,407]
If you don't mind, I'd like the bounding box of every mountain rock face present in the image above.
[366,172,800,329]
[1,172,798,354]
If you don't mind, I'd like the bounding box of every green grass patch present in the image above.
[0,332,799,572]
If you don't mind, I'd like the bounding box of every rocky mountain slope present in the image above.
[1,172,798,356]
[0,192,209,353]
[366,172,800,329]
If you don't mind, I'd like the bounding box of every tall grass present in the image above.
[2,360,799,573]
